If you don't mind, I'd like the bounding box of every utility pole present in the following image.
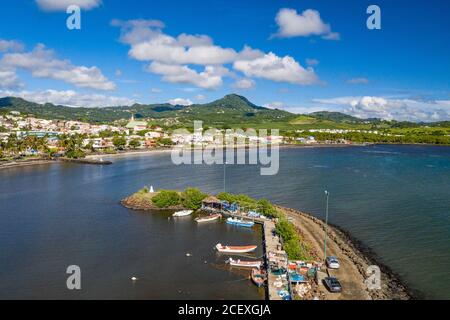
[324,190,330,261]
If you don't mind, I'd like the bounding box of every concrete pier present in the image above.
[205,208,285,300]
[263,220,287,300]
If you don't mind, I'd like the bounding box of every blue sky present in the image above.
[0,0,449,121]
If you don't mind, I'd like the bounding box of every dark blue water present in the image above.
[0,145,449,299]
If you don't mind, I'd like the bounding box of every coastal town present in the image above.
[0,111,394,161]
[0,111,370,163]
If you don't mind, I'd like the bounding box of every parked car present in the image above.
[323,277,342,293]
[326,256,340,269]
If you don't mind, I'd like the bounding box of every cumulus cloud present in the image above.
[168,98,193,106]
[1,44,115,91]
[0,89,135,107]
[233,52,318,85]
[233,78,256,89]
[347,77,369,84]
[113,19,317,89]
[36,0,101,11]
[148,62,229,89]
[0,69,23,89]
[0,39,24,53]
[314,96,450,122]
[273,8,340,40]
[113,19,238,65]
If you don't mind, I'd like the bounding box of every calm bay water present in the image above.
[0,144,449,299]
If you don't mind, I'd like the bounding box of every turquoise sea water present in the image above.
[0,144,449,299]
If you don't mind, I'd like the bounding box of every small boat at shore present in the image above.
[251,268,266,287]
[195,213,221,223]
[173,210,193,217]
[226,258,262,268]
[215,243,257,253]
[226,217,254,228]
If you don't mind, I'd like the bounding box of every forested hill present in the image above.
[0,94,295,125]
[1,94,449,129]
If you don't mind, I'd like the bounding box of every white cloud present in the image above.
[347,77,369,84]
[0,89,135,107]
[148,62,228,89]
[168,98,193,106]
[179,87,200,92]
[273,8,340,40]
[114,19,238,66]
[1,44,115,91]
[263,101,285,109]
[113,18,320,89]
[233,78,256,89]
[0,39,24,53]
[314,96,450,122]
[233,52,318,85]
[0,69,23,89]
[306,58,319,66]
[195,94,206,101]
[36,0,101,11]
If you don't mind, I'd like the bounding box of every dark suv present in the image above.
[323,277,342,293]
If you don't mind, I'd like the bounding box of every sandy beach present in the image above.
[0,159,54,170]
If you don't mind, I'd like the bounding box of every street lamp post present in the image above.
[324,190,330,261]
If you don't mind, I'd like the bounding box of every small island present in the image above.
[122,187,413,300]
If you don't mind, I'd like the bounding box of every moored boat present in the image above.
[215,243,257,253]
[195,213,221,223]
[226,258,262,268]
[172,210,193,217]
[226,217,254,228]
[251,268,266,287]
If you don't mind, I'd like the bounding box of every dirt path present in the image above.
[277,206,411,300]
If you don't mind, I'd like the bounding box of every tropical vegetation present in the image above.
[151,190,181,208]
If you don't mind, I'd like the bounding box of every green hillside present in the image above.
[1,94,449,133]
[0,94,295,128]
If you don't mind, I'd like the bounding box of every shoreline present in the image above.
[3,142,447,169]
[278,206,415,300]
[0,158,55,170]
[121,192,414,300]
[86,143,364,160]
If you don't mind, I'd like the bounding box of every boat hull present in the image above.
[251,269,266,287]
[195,214,221,223]
[173,210,193,217]
[227,258,261,268]
[226,218,254,228]
[215,243,257,253]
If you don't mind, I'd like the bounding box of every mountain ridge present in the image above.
[0,94,448,128]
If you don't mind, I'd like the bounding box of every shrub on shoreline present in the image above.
[138,186,149,194]
[151,190,181,208]
[276,217,312,260]
[181,188,207,210]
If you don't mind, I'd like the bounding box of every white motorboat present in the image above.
[173,210,193,217]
